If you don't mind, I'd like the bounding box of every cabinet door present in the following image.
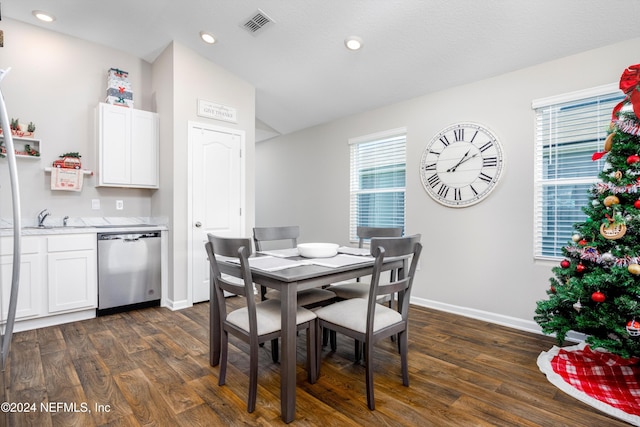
[0,237,43,321]
[131,109,159,187]
[47,235,97,313]
[99,103,131,185]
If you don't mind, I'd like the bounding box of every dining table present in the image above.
[210,248,407,423]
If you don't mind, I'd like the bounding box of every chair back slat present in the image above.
[356,226,402,248]
[253,226,299,251]
[376,278,409,297]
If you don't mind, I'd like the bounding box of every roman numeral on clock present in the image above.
[437,184,449,198]
[439,135,450,147]
[469,130,479,143]
[427,173,440,187]
[483,156,498,167]
[479,172,493,183]
[423,162,437,171]
[453,128,464,141]
[478,141,493,152]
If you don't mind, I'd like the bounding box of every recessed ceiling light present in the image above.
[344,36,363,51]
[200,31,216,44]
[32,10,56,23]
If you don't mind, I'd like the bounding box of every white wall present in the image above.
[0,20,257,311]
[151,41,256,308]
[256,37,640,332]
[0,19,154,223]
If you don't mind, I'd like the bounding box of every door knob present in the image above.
[195,221,202,228]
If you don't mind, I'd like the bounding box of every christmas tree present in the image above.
[535,64,640,359]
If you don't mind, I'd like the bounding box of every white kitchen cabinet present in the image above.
[47,234,97,313]
[97,102,159,188]
[0,237,43,321]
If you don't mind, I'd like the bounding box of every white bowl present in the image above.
[297,243,339,258]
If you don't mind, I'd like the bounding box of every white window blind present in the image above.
[533,84,624,259]
[349,128,406,243]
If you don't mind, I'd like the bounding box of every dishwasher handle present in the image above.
[98,231,160,241]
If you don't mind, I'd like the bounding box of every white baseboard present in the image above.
[410,296,585,343]
[162,298,192,311]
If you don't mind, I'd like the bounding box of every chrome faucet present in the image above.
[37,209,50,227]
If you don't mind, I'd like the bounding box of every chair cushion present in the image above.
[265,288,336,306]
[226,299,316,336]
[314,298,402,334]
[329,282,391,302]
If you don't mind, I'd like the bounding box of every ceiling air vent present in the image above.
[240,9,275,36]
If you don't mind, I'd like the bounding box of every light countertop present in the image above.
[0,216,168,236]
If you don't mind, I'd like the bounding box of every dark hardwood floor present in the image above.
[1,298,630,426]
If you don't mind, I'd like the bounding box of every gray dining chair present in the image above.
[205,236,318,413]
[314,234,422,410]
[326,226,403,357]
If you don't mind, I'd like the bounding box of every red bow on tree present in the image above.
[593,64,640,161]
[612,64,640,122]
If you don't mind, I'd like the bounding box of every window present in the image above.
[533,84,624,259]
[349,128,406,243]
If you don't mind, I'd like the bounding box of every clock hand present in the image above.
[457,151,479,167]
[447,150,471,173]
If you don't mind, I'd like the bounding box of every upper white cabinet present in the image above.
[97,102,159,188]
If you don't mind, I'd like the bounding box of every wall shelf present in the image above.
[0,135,41,159]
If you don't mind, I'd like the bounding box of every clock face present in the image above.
[419,123,504,207]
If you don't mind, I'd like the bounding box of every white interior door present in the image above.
[189,123,244,303]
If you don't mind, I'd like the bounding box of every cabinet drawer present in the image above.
[0,236,40,255]
[47,234,96,252]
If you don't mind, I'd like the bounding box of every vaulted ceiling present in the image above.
[4,1,640,141]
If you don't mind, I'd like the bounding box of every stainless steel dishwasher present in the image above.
[97,230,161,315]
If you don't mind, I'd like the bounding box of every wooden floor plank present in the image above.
[113,368,181,426]
[2,302,632,426]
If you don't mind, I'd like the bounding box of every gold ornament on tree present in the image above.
[600,222,626,239]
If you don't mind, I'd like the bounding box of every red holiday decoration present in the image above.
[560,260,571,269]
[612,64,640,121]
[627,154,640,165]
[591,291,606,303]
[627,319,640,336]
[576,263,586,273]
[550,285,556,294]
[578,239,587,246]
[635,200,640,209]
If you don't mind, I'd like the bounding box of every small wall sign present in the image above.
[197,99,237,123]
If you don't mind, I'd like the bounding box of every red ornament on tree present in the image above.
[627,319,640,336]
[560,259,571,268]
[635,200,640,209]
[550,285,556,294]
[627,154,640,165]
[576,263,586,273]
[591,291,606,303]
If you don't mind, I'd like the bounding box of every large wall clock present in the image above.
[419,122,505,208]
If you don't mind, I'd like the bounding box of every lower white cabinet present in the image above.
[47,234,97,313]
[0,237,43,321]
[0,233,97,329]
